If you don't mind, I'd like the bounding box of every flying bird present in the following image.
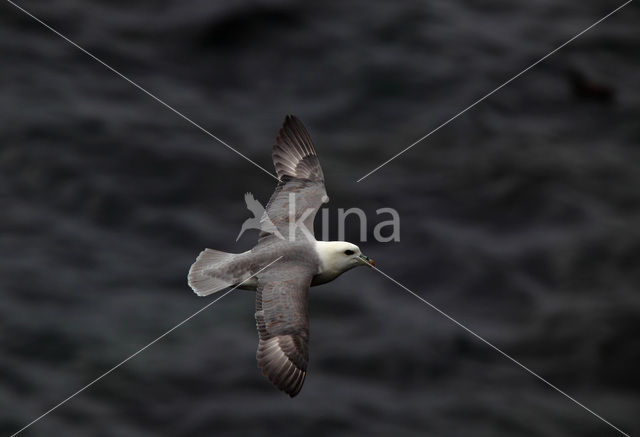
[188,115,374,397]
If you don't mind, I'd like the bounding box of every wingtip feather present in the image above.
[272,115,323,182]
[257,337,308,397]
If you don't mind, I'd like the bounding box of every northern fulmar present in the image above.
[188,115,374,397]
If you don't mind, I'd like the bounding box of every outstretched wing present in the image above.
[272,115,325,182]
[255,261,314,397]
[259,115,328,242]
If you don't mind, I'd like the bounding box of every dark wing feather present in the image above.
[255,262,314,397]
[259,115,328,242]
[273,115,324,181]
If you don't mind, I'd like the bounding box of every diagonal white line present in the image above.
[9,256,284,437]
[357,0,634,182]
[4,0,279,181]
[369,264,630,437]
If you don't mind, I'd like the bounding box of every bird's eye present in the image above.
[344,250,354,256]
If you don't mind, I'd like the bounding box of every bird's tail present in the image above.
[188,249,251,296]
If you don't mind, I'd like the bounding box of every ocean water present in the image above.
[1,0,639,436]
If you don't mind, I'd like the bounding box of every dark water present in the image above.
[1,0,639,436]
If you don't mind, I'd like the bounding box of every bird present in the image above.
[187,115,375,397]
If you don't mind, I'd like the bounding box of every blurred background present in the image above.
[1,0,639,436]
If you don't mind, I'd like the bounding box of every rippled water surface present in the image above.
[1,0,639,436]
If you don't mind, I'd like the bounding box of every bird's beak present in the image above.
[357,254,375,267]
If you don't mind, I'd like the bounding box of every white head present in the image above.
[314,241,374,278]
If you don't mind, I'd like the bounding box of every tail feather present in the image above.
[188,249,239,296]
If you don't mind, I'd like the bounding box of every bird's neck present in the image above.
[313,241,351,279]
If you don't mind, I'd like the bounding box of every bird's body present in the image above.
[191,240,365,292]
[188,116,373,397]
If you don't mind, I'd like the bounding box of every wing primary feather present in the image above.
[272,115,324,182]
[255,264,313,397]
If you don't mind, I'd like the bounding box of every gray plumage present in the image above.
[188,115,374,397]
[260,115,329,243]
